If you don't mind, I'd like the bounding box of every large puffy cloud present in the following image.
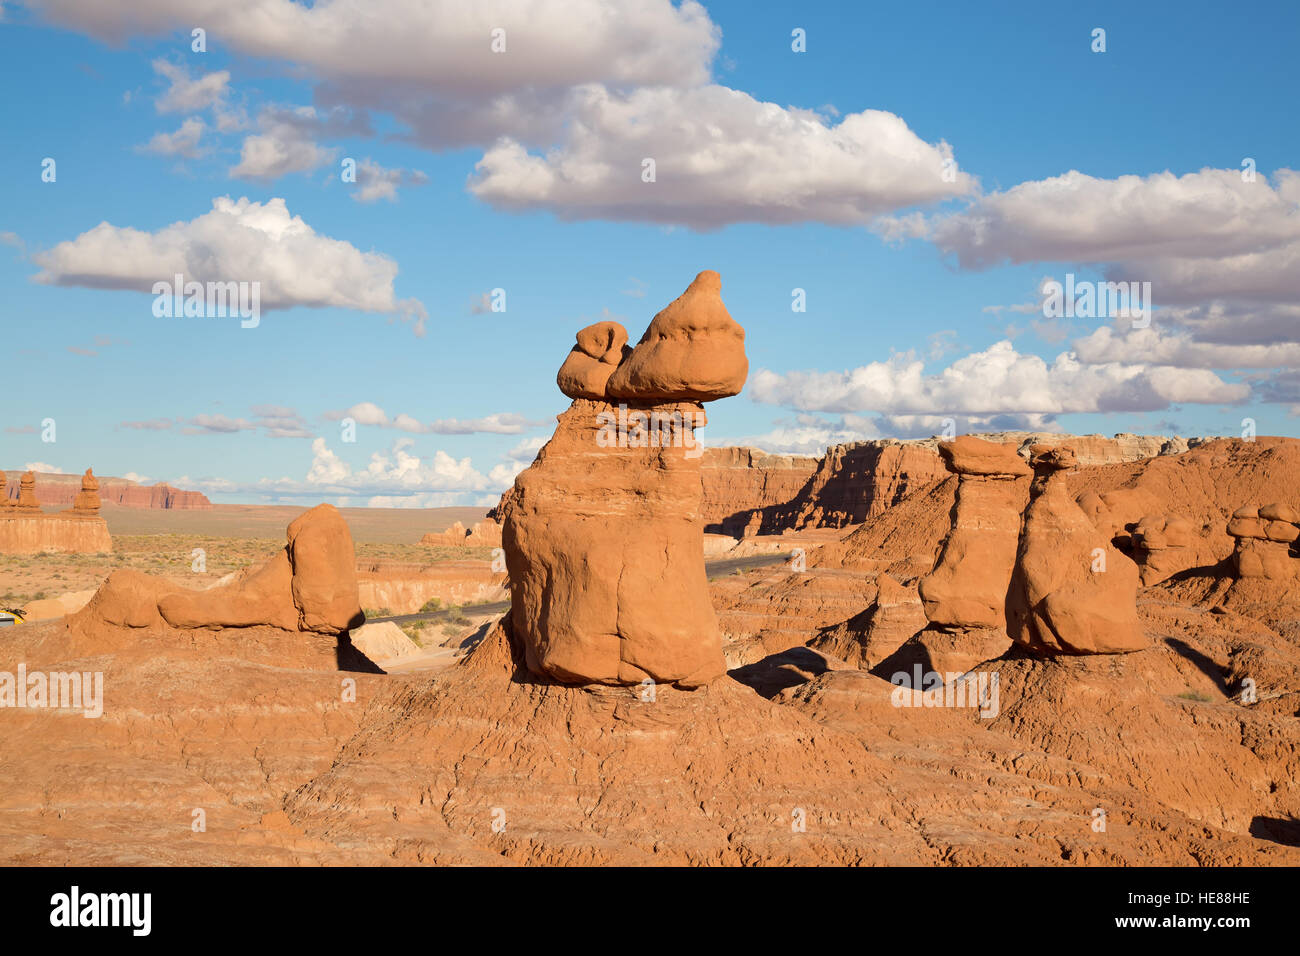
[31,196,427,328]
[304,437,490,494]
[1074,324,1300,370]
[469,84,974,228]
[1155,302,1300,347]
[917,167,1300,320]
[29,0,719,148]
[927,168,1300,269]
[1110,240,1300,306]
[912,167,1300,389]
[749,341,1249,418]
[30,0,973,228]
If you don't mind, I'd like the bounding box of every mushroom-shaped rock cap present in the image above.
[557,320,630,400]
[936,435,1031,477]
[81,468,98,490]
[605,270,747,402]
[1028,445,1078,472]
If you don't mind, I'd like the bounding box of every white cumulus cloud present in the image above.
[748,340,1249,419]
[31,196,427,331]
[470,84,974,229]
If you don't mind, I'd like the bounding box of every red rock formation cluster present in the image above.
[856,438,1151,672]
[0,468,113,554]
[500,270,746,687]
[697,432,1195,538]
[420,518,503,548]
[710,441,950,535]
[73,503,362,634]
[1228,503,1300,580]
[1006,447,1147,654]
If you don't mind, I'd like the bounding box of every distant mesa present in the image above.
[698,431,1206,538]
[0,467,113,554]
[2,469,211,510]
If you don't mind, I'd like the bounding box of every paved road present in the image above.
[369,551,793,626]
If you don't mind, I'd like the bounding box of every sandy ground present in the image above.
[0,505,492,608]
[98,504,489,542]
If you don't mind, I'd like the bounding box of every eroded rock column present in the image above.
[911,436,1029,672]
[502,270,747,687]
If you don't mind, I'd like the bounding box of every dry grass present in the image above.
[0,535,494,608]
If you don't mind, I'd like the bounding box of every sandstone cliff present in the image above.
[0,514,113,554]
[701,432,1199,536]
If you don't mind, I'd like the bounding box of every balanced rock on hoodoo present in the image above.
[502,271,746,687]
[557,320,629,400]
[1228,504,1300,580]
[885,437,1030,674]
[75,503,363,635]
[1006,447,1147,654]
[605,270,747,402]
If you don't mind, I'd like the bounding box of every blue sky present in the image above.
[1,0,1297,505]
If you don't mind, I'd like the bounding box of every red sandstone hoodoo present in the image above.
[501,270,747,687]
